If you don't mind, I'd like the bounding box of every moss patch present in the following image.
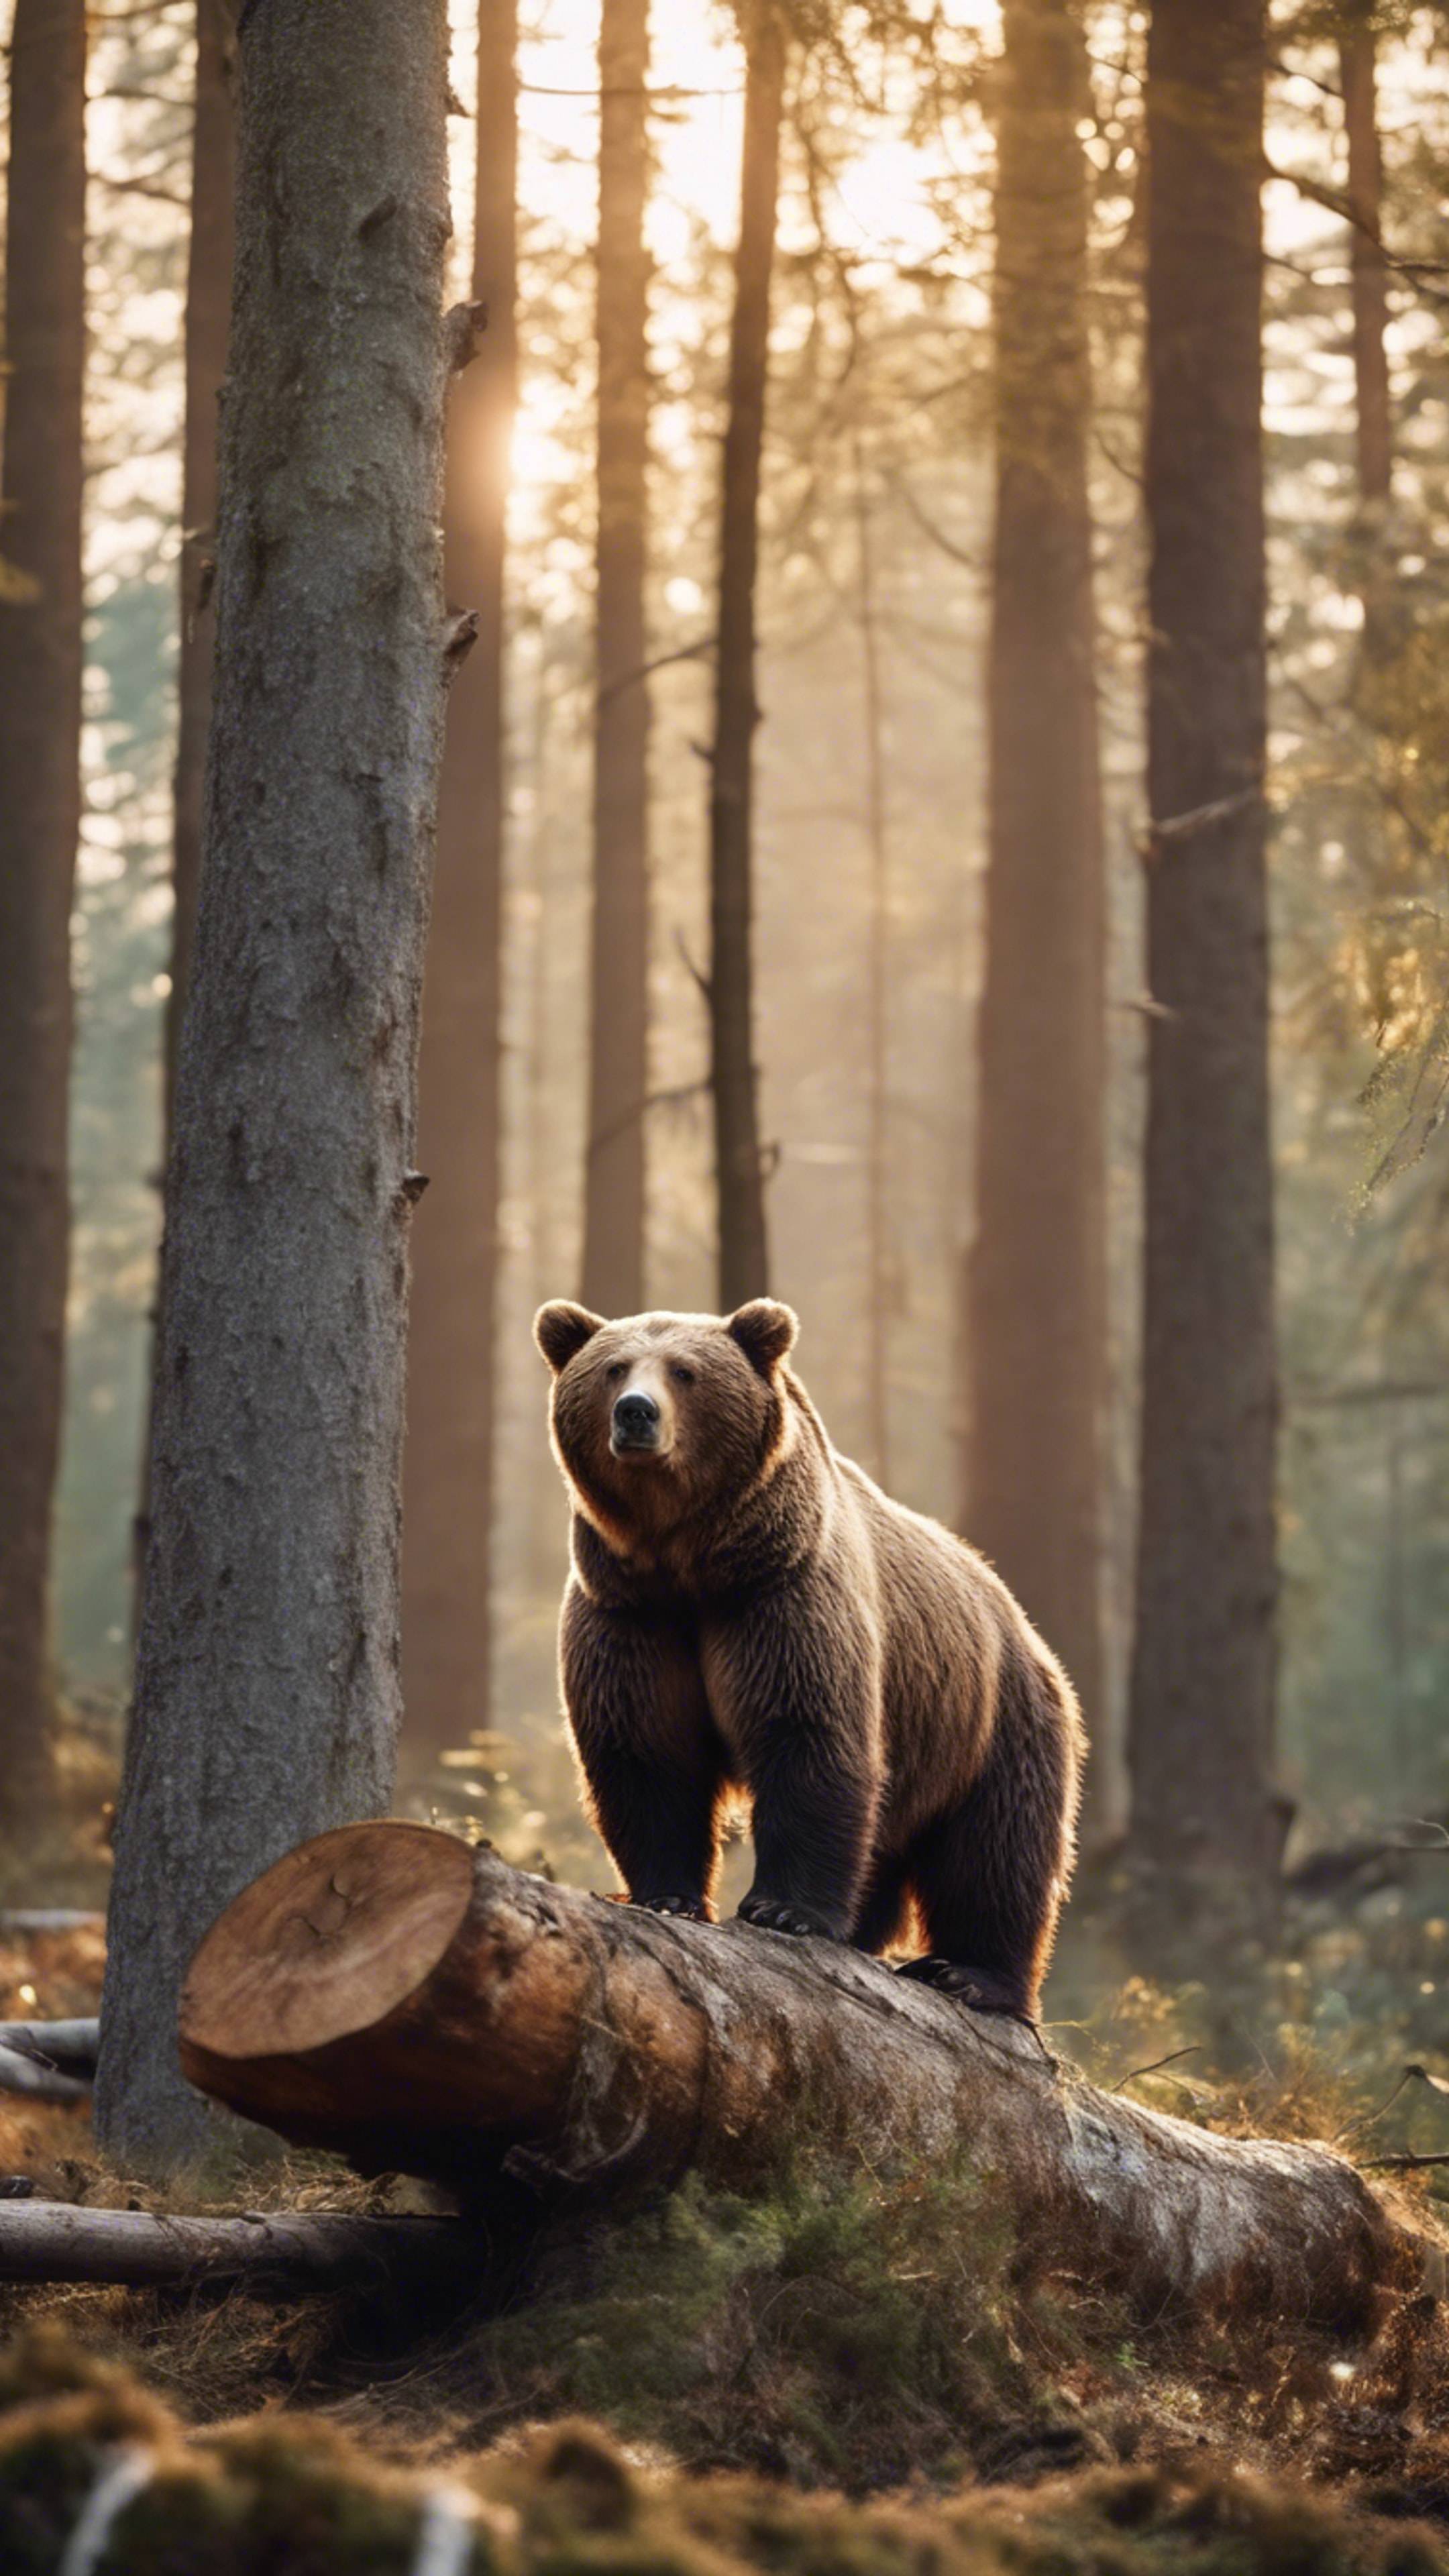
[0,2339,1444,2576]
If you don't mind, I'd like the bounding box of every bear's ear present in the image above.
[535,1301,606,1375]
[727,1299,799,1377]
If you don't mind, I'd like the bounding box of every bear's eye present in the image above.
[669,1362,696,1387]
[605,1360,627,1381]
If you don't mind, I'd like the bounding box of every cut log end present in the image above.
[180,1821,473,2059]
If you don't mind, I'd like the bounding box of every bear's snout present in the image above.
[612,1387,663,1455]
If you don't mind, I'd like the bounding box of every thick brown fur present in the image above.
[535,1299,1085,2019]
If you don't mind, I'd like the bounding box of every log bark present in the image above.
[0,2202,470,2292]
[97,0,455,2174]
[180,1823,1421,2332]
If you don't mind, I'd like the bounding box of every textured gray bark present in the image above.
[1127,0,1279,1925]
[966,0,1107,1823]
[166,0,239,1127]
[400,0,517,1760]
[582,0,652,1321]
[97,0,455,2172]
[135,0,238,1607]
[709,1,785,1311]
[0,0,87,1831]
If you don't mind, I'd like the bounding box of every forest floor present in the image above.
[10,1743,1449,2567]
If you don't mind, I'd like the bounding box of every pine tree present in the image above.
[98,0,458,2169]
[709,0,786,1310]
[1127,0,1279,1933]
[134,0,237,1603]
[166,0,237,1124]
[400,0,517,1760]
[582,0,652,1320]
[965,0,1107,1811]
[0,0,87,1833]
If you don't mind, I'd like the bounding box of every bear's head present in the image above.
[534,1300,800,1537]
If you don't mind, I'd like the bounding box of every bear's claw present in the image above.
[631,1893,712,1923]
[896,1956,1034,2023]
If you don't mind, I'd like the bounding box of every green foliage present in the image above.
[470,2155,1117,2490]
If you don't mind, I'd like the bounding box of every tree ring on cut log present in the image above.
[180,1822,474,2059]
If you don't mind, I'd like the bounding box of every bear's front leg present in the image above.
[561,1578,724,1920]
[706,1579,881,1943]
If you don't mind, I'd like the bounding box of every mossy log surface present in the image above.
[180,1822,1425,2330]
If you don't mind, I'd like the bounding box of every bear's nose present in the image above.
[612,1389,661,1447]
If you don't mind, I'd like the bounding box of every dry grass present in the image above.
[1,2337,1447,2576]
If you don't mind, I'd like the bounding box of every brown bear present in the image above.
[535,1297,1085,2020]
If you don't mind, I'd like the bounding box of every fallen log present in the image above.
[0,2018,99,2070]
[180,1822,1428,2332]
[0,2045,90,2106]
[0,2199,472,2291]
[0,2019,99,2103]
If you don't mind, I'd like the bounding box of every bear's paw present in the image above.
[737,1893,842,1941]
[896,1956,1035,2023]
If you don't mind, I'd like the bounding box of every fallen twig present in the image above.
[1111,2045,1202,2095]
[0,1911,103,1935]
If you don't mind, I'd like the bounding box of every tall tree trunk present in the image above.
[582,0,651,1320]
[1126,0,1278,1933]
[965,0,1106,1805]
[96,0,457,2172]
[1340,3,1391,521]
[855,440,891,1489]
[0,0,87,1835]
[134,0,237,1606]
[1340,1,1393,678]
[166,0,238,1130]
[400,0,517,1763]
[709,0,784,1312]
